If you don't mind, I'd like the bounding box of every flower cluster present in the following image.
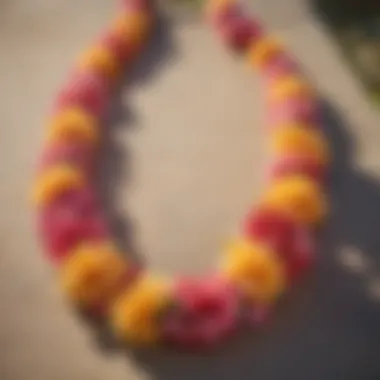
[33,0,328,351]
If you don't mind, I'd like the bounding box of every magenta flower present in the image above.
[38,141,94,175]
[162,277,240,350]
[38,187,109,264]
[243,208,315,282]
[268,154,325,184]
[54,71,109,119]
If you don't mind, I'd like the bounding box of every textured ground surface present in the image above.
[1,1,380,379]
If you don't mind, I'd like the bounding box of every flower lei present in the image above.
[33,0,328,350]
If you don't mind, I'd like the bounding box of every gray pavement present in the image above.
[1,1,380,379]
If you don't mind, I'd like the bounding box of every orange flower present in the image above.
[33,165,84,206]
[271,124,330,165]
[262,175,327,225]
[247,36,283,68]
[78,45,122,80]
[60,242,129,308]
[268,75,313,102]
[111,275,172,345]
[46,107,98,144]
[111,12,151,48]
[220,238,286,303]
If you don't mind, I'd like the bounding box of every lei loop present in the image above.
[33,0,328,350]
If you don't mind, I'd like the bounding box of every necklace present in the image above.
[32,0,328,350]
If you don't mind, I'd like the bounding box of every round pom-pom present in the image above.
[243,207,315,281]
[262,175,327,225]
[162,277,239,349]
[60,242,132,311]
[111,276,172,345]
[269,154,325,183]
[38,188,108,263]
[54,71,109,118]
[220,238,286,303]
[38,141,93,175]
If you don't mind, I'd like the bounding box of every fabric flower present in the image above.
[54,71,109,118]
[111,276,172,345]
[271,124,329,165]
[38,187,108,263]
[220,238,286,303]
[267,96,319,127]
[60,242,133,311]
[268,153,325,184]
[38,141,93,175]
[268,75,313,102]
[33,165,85,206]
[46,107,99,144]
[243,207,315,281]
[78,45,122,81]
[247,36,284,69]
[262,175,327,225]
[162,276,239,349]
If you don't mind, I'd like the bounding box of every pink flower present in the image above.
[264,53,299,80]
[162,277,239,350]
[267,96,319,127]
[38,141,94,175]
[99,31,134,63]
[54,71,109,119]
[209,3,263,51]
[268,154,325,184]
[38,188,109,264]
[243,208,315,282]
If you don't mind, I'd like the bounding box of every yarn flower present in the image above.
[111,276,172,345]
[60,242,133,312]
[262,175,327,225]
[220,238,286,303]
[55,71,109,118]
[46,107,99,144]
[162,276,239,349]
[38,187,108,263]
[78,45,122,81]
[247,36,284,69]
[271,124,329,165]
[243,207,315,281]
[33,165,85,206]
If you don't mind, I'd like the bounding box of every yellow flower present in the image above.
[269,75,313,102]
[271,124,330,165]
[60,242,129,307]
[262,175,327,225]
[46,107,98,144]
[220,238,286,303]
[78,45,122,80]
[247,36,283,68]
[32,165,84,206]
[111,275,171,345]
[111,12,151,48]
